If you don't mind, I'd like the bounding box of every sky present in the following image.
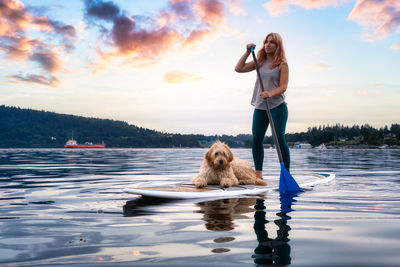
[0,0,399,135]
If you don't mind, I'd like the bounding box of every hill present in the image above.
[0,105,250,148]
[1,105,399,148]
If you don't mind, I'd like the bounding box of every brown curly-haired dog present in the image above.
[192,141,267,188]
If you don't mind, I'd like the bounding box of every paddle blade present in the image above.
[279,162,301,194]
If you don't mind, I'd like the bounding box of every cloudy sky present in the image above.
[1,0,399,135]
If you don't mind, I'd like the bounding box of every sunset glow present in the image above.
[1,0,399,134]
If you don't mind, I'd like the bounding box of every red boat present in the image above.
[64,139,105,148]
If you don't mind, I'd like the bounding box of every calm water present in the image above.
[0,148,400,266]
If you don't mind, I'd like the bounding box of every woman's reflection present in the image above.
[253,192,297,265]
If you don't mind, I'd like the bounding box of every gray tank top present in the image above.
[251,61,285,110]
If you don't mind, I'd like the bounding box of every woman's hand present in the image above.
[246,43,255,52]
[235,43,256,73]
[260,91,272,99]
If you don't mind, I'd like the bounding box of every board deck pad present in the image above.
[123,173,335,199]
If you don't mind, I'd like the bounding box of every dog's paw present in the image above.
[220,178,238,188]
[255,179,267,186]
[193,176,207,188]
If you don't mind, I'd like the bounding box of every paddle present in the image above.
[250,46,301,193]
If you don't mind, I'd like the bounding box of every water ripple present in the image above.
[0,148,400,266]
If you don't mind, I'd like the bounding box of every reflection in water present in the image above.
[122,197,175,217]
[253,192,297,266]
[1,148,400,265]
[196,198,257,231]
[196,198,258,254]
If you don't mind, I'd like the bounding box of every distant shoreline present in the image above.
[1,105,399,149]
[1,147,400,150]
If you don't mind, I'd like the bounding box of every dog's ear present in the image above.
[205,148,213,165]
[223,143,234,162]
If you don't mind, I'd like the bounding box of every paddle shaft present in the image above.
[250,48,284,163]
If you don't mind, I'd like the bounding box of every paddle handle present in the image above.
[250,46,284,163]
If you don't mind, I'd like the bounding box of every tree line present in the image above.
[0,105,249,148]
[1,105,399,148]
[262,124,400,147]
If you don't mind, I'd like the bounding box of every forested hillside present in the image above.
[0,105,229,148]
[1,105,399,148]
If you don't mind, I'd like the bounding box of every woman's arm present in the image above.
[234,44,256,73]
[260,62,289,98]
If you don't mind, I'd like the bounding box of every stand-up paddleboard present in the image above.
[123,172,335,199]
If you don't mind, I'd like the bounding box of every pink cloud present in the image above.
[195,0,225,25]
[30,50,61,74]
[264,0,343,16]
[263,0,400,41]
[0,0,76,86]
[164,71,202,83]
[310,63,332,70]
[0,0,29,35]
[348,0,400,41]
[32,16,76,41]
[84,0,226,67]
[184,28,211,44]
[227,0,248,15]
[110,16,182,57]
[391,43,400,50]
[7,74,60,87]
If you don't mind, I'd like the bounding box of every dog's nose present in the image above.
[219,160,224,165]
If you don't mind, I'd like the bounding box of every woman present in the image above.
[235,32,290,180]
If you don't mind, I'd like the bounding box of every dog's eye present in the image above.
[215,152,218,156]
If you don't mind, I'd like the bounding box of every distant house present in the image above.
[384,133,395,140]
[353,136,364,144]
[199,140,216,148]
[294,143,312,149]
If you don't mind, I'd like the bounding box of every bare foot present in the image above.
[255,171,263,179]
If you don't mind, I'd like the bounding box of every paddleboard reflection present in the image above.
[122,197,176,217]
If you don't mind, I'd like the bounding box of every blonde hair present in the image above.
[257,32,287,68]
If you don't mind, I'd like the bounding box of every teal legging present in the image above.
[252,102,290,171]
